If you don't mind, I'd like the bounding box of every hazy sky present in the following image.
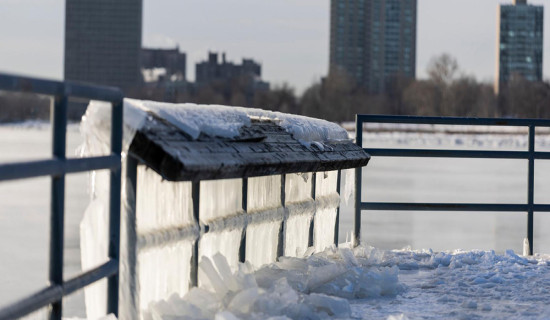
[0,0,549,93]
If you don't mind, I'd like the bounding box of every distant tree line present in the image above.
[2,54,550,123]
[0,92,90,123]
[134,53,549,123]
[0,92,50,122]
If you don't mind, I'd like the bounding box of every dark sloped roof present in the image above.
[129,112,370,181]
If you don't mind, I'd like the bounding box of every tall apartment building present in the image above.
[329,0,417,94]
[64,0,143,89]
[496,0,544,93]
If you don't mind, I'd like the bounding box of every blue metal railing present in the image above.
[354,114,550,255]
[0,73,123,320]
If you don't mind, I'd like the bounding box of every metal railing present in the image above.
[355,114,550,255]
[0,73,123,320]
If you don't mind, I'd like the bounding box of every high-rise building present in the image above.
[329,0,417,94]
[495,0,543,93]
[64,0,143,89]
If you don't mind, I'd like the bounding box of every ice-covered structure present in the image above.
[79,99,369,319]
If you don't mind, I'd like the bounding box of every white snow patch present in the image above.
[125,99,251,140]
[122,99,349,145]
[239,108,349,147]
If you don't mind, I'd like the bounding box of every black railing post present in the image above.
[308,173,316,248]
[123,156,138,318]
[49,94,67,320]
[107,99,123,316]
[527,125,535,255]
[354,116,363,247]
[334,170,342,247]
[277,175,286,258]
[190,181,200,288]
[239,178,248,263]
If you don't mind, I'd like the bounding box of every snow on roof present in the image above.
[125,98,349,145]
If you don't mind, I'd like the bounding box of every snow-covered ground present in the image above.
[147,245,550,320]
[2,123,550,319]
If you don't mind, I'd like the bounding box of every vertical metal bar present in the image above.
[354,116,363,247]
[123,156,138,319]
[277,175,286,258]
[334,170,342,247]
[190,181,200,288]
[239,178,248,263]
[107,99,123,316]
[527,125,535,255]
[49,94,67,320]
[308,173,316,248]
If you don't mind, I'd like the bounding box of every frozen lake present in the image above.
[340,130,550,254]
[1,124,550,318]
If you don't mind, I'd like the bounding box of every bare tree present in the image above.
[427,54,459,85]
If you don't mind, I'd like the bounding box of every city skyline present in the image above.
[0,0,549,93]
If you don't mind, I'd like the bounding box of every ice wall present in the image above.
[136,167,194,233]
[147,246,401,320]
[246,175,283,269]
[132,166,196,313]
[314,171,340,252]
[284,173,313,257]
[78,100,349,319]
[199,178,244,272]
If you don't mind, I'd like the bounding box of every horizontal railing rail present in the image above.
[354,114,550,255]
[0,73,123,320]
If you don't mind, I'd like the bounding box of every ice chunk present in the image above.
[183,288,220,318]
[339,248,359,267]
[215,311,241,320]
[307,263,347,291]
[227,288,263,314]
[387,314,409,320]
[341,169,355,206]
[523,237,530,256]
[213,253,240,292]
[306,293,351,318]
[199,256,229,298]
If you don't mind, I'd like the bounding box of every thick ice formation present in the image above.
[146,247,401,320]
[78,99,347,318]
[145,245,550,320]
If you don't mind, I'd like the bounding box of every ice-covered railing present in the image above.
[79,99,369,319]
